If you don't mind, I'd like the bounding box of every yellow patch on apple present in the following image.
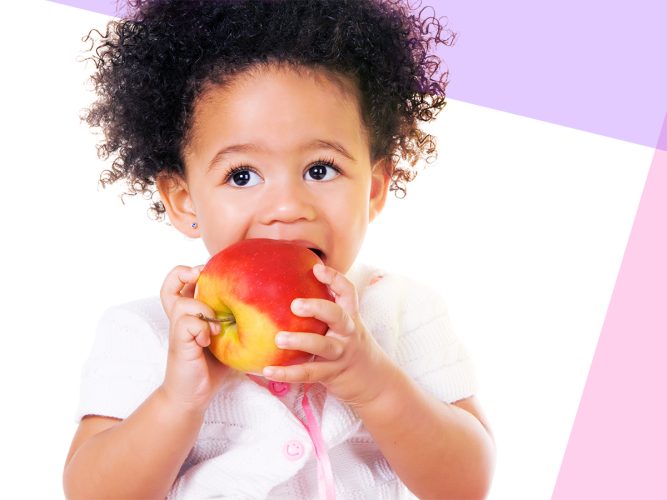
[195,238,334,374]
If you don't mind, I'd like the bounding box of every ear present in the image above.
[369,158,392,222]
[156,174,199,238]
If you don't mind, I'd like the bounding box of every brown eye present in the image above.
[305,162,340,181]
[308,165,327,180]
[232,170,251,185]
[224,167,262,187]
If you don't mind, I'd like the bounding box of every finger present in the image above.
[172,314,213,349]
[181,265,205,297]
[169,298,221,336]
[291,298,355,336]
[313,263,359,314]
[263,360,335,384]
[275,332,343,361]
[160,265,204,314]
[180,281,197,298]
[171,297,216,322]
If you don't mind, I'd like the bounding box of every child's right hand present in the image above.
[159,265,229,414]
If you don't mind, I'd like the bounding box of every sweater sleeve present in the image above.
[395,279,477,404]
[357,267,478,405]
[75,298,168,422]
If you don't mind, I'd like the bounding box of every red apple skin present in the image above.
[194,239,334,374]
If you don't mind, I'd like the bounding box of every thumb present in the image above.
[181,265,205,298]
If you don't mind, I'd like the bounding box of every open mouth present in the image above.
[279,239,326,262]
[309,248,326,260]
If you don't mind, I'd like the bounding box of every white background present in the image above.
[0,1,653,498]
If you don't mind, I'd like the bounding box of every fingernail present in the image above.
[263,366,277,378]
[211,321,221,335]
[275,332,289,348]
[291,299,305,314]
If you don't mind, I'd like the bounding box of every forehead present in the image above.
[184,64,370,163]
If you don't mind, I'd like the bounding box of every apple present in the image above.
[194,238,334,374]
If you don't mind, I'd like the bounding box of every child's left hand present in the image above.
[263,263,395,409]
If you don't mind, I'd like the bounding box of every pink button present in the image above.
[268,381,290,397]
[283,440,305,460]
[369,274,384,285]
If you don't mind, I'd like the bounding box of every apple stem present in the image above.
[196,313,235,324]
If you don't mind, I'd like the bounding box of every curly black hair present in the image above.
[83,0,456,219]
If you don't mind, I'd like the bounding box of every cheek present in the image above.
[325,186,369,229]
[335,176,371,212]
[197,197,252,254]
[326,198,369,265]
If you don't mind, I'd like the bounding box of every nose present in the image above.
[258,176,317,226]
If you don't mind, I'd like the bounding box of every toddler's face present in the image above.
[159,64,390,274]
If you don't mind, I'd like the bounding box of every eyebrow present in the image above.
[208,139,356,170]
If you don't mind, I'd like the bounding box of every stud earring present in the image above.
[191,222,198,229]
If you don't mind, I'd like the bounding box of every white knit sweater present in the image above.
[76,263,477,499]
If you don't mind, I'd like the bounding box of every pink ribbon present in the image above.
[300,383,336,500]
[247,375,335,499]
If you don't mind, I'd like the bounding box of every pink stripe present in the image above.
[301,385,336,500]
[552,112,667,498]
[249,375,334,497]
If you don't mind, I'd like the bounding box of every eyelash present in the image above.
[221,157,342,184]
[305,157,343,179]
[222,164,260,184]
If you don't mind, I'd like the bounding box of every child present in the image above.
[64,0,495,498]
